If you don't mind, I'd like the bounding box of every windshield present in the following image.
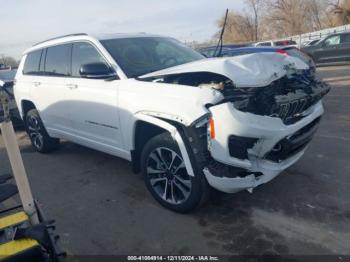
[101,37,204,78]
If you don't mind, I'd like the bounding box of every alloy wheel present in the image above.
[146,147,192,205]
[27,115,44,150]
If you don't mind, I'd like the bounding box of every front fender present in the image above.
[133,112,195,176]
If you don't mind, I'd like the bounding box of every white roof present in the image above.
[93,32,165,40]
[24,32,166,55]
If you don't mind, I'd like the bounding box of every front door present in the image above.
[315,34,341,63]
[65,42,123,153]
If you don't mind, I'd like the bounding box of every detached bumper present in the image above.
[204,150,304,193]
[205,101,324,193]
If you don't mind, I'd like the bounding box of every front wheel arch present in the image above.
[131,114,196,177]
[131,120,169,173]
[21,100,36,120]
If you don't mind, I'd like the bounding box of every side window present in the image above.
[340,33,350,44]
[257,42,272,47]
[274,41,284,46]
[71,42,107,77]
[45,44,71,76]
[23,50,42,75]
[324,35,340,46]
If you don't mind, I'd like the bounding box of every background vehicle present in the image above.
[198,46,315,69]
[253,40,297,47]
[0,70,22,125]
[301,32,350,64]
[14,33,329,212]
[198,44,248,57]
[0,64,12,71]
[0,69,17,81]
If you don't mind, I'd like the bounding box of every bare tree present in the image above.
[264,0,331,37]
[245,0,263,41]
[215,0,264,43]
[0,55,18,67]
[216,10,256,43]
[265,0,308,36]
[305,0,329,30]
[212,0,346,45]
[329,0,350,25]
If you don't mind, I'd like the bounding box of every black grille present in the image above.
[266,117,321,162]
[224,69,330,125]
[270,74,329,124]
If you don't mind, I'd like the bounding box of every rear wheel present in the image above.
[25,109,59,153]
[141,133,208,213]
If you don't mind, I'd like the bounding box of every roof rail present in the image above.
[33,33,88,46]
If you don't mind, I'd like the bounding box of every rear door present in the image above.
[29,44,72,133]
[337,33,350,62]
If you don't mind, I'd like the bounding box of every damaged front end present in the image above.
[140,53,330,193]
[221,69,329,125]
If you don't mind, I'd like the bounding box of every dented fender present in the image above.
[134,112,195,176]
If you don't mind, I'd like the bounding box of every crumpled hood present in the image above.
[140,53,310,88]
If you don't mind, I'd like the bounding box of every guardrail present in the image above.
[264,24,350,47]
[291,24,350,45]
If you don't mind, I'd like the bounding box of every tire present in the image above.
[25,109,59,153]
[141,133,209,213]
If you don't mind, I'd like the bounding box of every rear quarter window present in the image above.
[23,50,42,75]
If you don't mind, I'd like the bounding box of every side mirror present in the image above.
[79,63,117,79]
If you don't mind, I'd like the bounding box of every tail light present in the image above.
[276,49,288,56]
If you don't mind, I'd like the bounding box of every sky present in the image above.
[0,0,245,59]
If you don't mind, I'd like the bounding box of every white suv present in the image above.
[14,33,329,212]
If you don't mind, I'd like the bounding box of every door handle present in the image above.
[33,82,41,87]
[66,84,78,90]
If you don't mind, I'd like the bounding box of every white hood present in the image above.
[140,53,309,88]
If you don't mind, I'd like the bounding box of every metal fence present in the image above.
[288,24,350,46]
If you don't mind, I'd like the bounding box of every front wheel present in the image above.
[25,109,59,153]
[141,133,209,213]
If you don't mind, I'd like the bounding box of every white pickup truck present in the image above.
[14,33,329,212]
